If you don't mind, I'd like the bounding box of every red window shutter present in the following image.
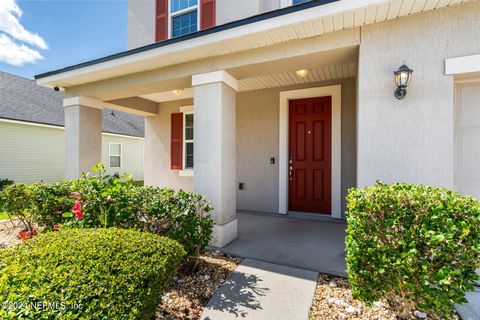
[200,0,216,30]
[171,112,183,170]
[155,0,168,42]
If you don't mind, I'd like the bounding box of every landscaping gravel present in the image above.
[309,275,459,320]
[0,218,23,248]
[156,250,242,320]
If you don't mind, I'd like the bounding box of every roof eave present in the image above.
[37,0,396,89]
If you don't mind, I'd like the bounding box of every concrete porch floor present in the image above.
[219,211,347,277]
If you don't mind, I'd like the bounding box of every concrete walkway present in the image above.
[456,286,480,320]
[220,211,347,276]
[201,259,318,320]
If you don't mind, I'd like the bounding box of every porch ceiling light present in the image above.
[394,64,413,100]
[296,69,309,78]
[173,89,184,96]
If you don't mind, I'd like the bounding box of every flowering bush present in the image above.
[346,182,480,318]
[0,164,214,259]
[0,228,185,320]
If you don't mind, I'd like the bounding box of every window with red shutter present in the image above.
[171,112,183,170]
[200,0,215,30]
[155,0,168,42]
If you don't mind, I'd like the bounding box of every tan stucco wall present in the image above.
[357,1,480,189]
[237,78,357,214]
[127,0,283,49]
[260,0,280,13]
[216,0,260,25]
[128,0,155,49]
[144,99,194,190]
[143,79,357,215]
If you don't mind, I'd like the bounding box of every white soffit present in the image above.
[37,0,472,88]
[140,88,194,102]
[238,63,357,91]
[140,63,357,101]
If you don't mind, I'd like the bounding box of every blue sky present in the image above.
[0,0,128,79]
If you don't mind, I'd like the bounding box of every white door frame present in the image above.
[279,85,342,219]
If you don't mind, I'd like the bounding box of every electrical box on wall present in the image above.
[239,183,244,190]
[270,157,275,164]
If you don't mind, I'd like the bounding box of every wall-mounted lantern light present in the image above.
[394,64,413,100]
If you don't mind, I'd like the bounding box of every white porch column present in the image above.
[192,71,238,247]
[63,96,103,180]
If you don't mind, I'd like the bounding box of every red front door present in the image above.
[288,96,332,214]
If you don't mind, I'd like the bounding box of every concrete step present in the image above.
[201,258,318,320]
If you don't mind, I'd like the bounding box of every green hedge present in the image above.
[0,183,33,230]
[0,164,214,258]
[0,178,13,192]
[346,182,480,318]
[0,228,185,320]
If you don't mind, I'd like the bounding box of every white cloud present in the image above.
[0,0,48,49]
[0,33,43,66]
[0,0,48,65]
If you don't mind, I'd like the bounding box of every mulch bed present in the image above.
[156,251,242,320]
[309,275,460,320]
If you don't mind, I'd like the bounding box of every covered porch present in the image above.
[224,211,347,276]
[36,17,360,249]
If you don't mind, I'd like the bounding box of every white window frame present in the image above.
[169,0,200,39]
[179,105,194,177]
[109,142,122,169]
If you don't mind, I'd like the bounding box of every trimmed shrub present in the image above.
[137,187,214,257]
[29,181,74,227]
[346,182,480,318]
[0,183,33,230]
[0,228,185,320]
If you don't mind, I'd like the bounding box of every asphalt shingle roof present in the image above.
[0,72,144,138]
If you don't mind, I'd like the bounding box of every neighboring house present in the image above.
[0,72,145,183]
[35,0,480,247]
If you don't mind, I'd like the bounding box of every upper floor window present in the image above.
[156,0,216,42]
[170,0,199,38]
[172,0,197,12]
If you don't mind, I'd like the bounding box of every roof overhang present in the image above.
[35,0,472,90]
[34,0,383,88]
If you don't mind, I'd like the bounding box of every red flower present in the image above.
[72,201,81,212]
[53,225,61,230]
[72,201,83,219]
